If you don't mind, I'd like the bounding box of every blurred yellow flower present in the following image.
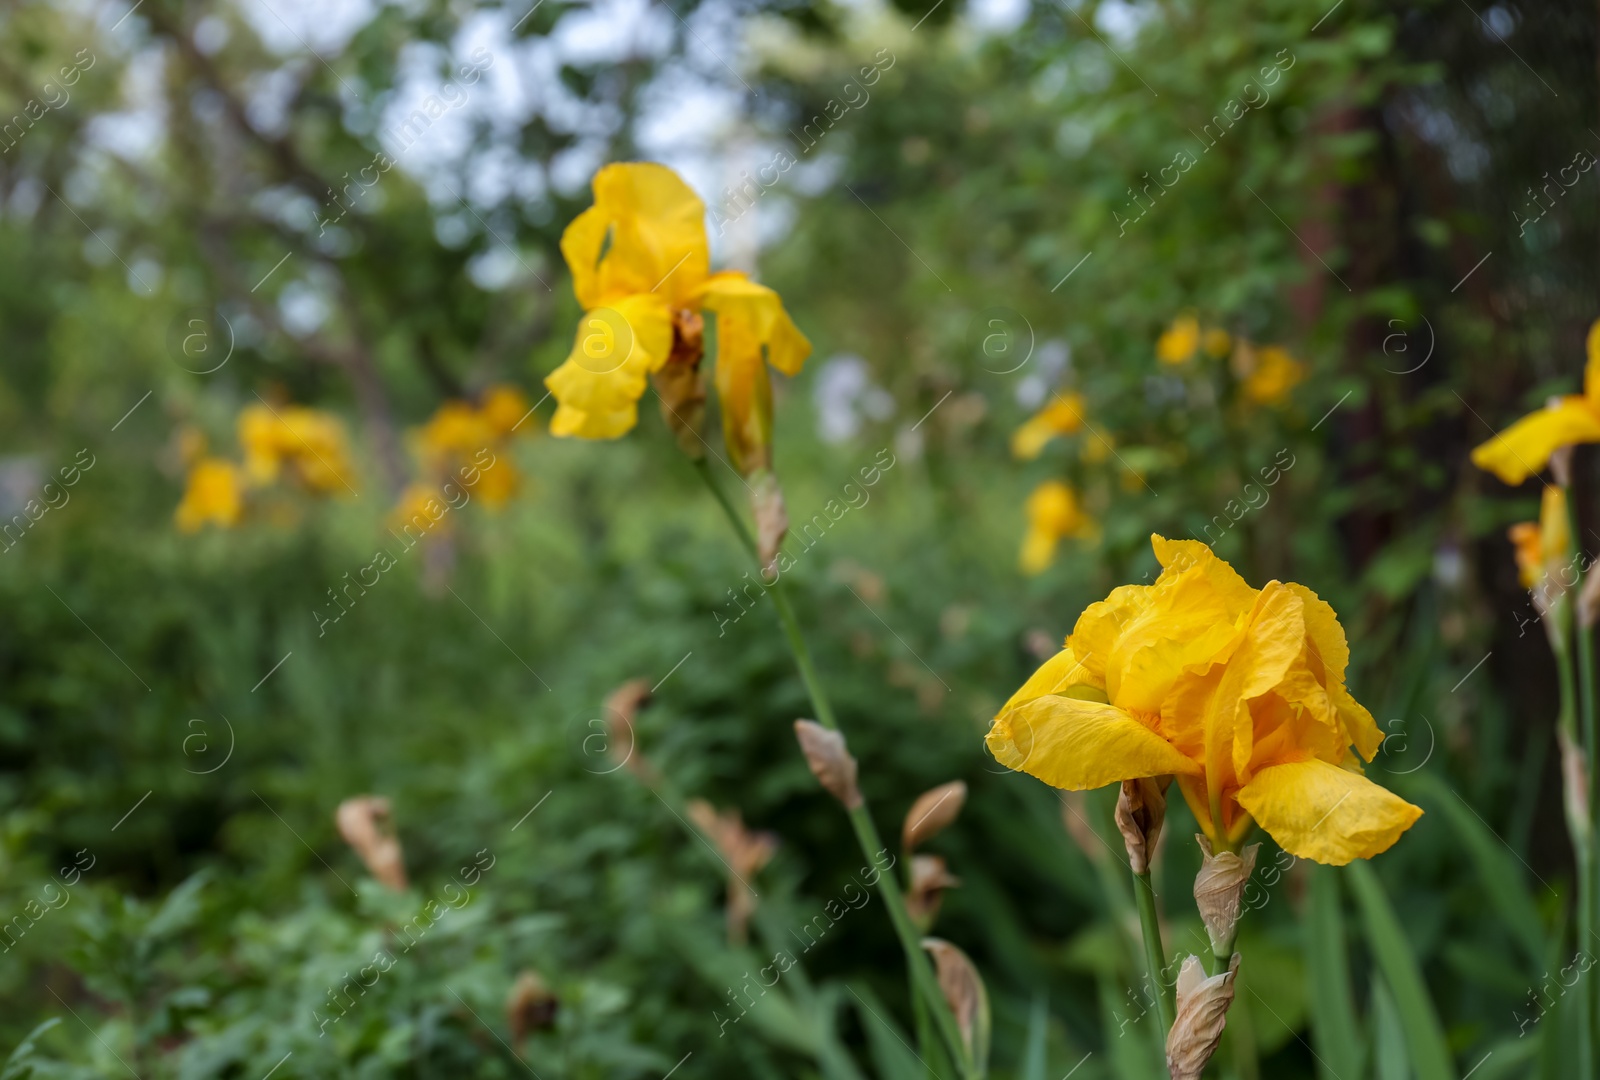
[1203,327,1232,358]
[412,386,531,512]
[1157,315,1201,365]
[547,162,810,469]
[1011,394,1086,460]
[987,536,1421,865]
[389,482,452,538]
[1510,485,1571,593]
[1019,480,1096,574]
[238,404,355,495]
[175,458,244,532]
[1472,318,1600,486]
[1240,345,1306,406]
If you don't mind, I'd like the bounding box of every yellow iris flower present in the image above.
[1510,485,1572,595]
[1472,319,1600,486]
[237,404,355,495]
[1019,481,1097,574]
[1240,344,1306,407]
[546,162,810,468]
[175,458,245,532]
[1011,394,1086,460]
[412,385,532,511]
[988,536,1421,865]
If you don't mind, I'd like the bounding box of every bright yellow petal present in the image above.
[1235,759,1422,865]
[544,294,673,440]
[1470,397,1600,485]
[699,272,811,473]
[985,696,1201,790]
[1000,647,1105,714]
[561,162,710,309]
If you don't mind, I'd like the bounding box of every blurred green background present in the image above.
[0,0,1596,1076]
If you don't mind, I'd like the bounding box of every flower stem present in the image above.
[1131,868,1173,1036]
[1555,638,1594,1079]
[691,458,976,1078]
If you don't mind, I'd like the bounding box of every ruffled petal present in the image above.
[986,696,1201,790]
[544,294,673,440]
[561,162,710,309]
[1235,759,1422,865]
[999,647,1105,714]
[1470,397,1600,486]
[698,271,811,473]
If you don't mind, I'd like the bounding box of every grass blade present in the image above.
[1305,863,1365,1080]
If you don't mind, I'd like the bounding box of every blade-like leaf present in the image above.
[1305,863,1365,1080]
[1348,861,1457,1080]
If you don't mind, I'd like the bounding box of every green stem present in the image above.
[692,459,976,1078]
[1555,639,1594,1080]
[1131,869,1172,1037]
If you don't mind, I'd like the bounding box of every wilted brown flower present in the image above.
[1193,836,1260,954]
[921,938,990,1068]
[905,854,961,930]
[1166,953,1240,1080]
[335,796,407,891]
[686,798,779,944]
[506,970,559,1042]
[902,780,968,853]
[1114,777,1168,875]
[601,678,660,785]
[793,720,862,809]
[752,472,789,579]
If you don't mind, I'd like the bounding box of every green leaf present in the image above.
[1348,861,1457,1080]
[849,982,929,1080]
[1306,864,1365,1080]
[1372,977,1411,1080]
[1,1017,61,1080]
[1409,772,1549,973]
[1020,994,1048,1080]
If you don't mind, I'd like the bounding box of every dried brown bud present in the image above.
[903,781,968,852]
[905,854,961,930]
[921,938,991,1070]
[751,471,789,579]
[1194,836,1259,954]
[506,970,559,1042]
[652,309,708,458]
[1165,953,1240,1080]
[686,798,779,944]
[793,720,862,809]
[335,796,407,891]
[1114,777,1168,874]
[601,678,660,785]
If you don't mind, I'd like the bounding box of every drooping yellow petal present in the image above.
[175,458,244,532]
[1586,318,1600,405]
[1157,315,1200,365]
[986,696,1201,790]
[1471,396,1600,485]
[1011,395,1085,460]
[999,647,1105,714]
[560,162,710,310]
[698,271,811,474]
[1235,759,1422,865]
[544,293,674,440]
